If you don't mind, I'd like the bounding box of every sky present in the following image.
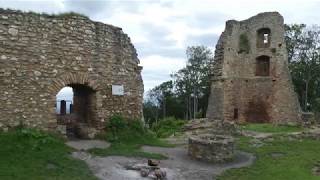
[1,0,320,99]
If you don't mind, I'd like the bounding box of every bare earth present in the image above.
[68,140,255,180]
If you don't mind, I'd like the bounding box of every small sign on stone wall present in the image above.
[112,85,124,96]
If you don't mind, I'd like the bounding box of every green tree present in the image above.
[172,46,213,119]
[145,80,185,121]
[285,24,320,111]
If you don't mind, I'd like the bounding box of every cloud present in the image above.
[186,12,228,29]
[185,33,219,47]
[140,55,186,91]
[63,0,109,16]
[0,0,64,13]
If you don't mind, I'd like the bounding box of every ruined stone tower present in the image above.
[0,9,143,137]
[206,12,301,123]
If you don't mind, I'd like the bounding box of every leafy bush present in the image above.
[107,114,127,141]
[152,117,186,138]
[105,115,166,146]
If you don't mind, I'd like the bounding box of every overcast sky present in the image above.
[1,0,320,99]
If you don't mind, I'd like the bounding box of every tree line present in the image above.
[144,24,320,126]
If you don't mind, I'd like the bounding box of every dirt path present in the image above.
[68,141,255,180]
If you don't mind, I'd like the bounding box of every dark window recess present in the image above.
[256,56,270,76]
[233,108,239,119]
[257,28,271,48]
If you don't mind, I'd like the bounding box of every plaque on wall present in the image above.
[112,85,124,96]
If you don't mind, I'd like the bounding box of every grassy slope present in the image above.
[218,134,320,180]
[0,129,96,180]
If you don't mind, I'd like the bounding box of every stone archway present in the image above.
[49,73,101,138]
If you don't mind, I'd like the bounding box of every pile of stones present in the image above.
[124,159,167,180]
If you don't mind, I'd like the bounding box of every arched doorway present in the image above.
[51,73,100,139]
[49,73,103,138]
[56,84,97,138]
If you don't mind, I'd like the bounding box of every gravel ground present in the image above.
[68,141,255,180]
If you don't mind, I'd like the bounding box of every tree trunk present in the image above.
[305,80,309,111]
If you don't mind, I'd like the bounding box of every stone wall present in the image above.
[0,9,143,133]
[188,134,234,163]
[206,12,301,124]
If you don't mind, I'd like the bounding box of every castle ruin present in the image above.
[0,9,143,137]
[206,12,301,123]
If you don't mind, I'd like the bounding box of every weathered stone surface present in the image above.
[183,118,236,136]
[188,134,234,163]
[206,12,301,124]
[0,9,143,134]
[185,118,236,163]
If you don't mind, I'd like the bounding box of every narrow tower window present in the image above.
[257,28,271,48]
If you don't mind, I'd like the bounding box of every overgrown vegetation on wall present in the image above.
[238,33,250,54]
[0,8,88,19]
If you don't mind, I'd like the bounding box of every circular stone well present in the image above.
[188,134,235,163]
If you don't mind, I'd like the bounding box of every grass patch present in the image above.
[90,115,172,159]
[218,135,320,180]
[241,123,303,133]
[0,128,96,180]
[89,143,167,159]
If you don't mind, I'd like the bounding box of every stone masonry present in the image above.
[0,9,143,135]
[206,12,301,123]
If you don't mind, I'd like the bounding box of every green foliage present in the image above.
[152,117,186,138]
[15,128,58,150]
[285,24,320,112]
[105,115,153,144]
[107,114,127,141]
[238,33,250,54]
[55,12,88,19]
[0,129,96,180]
[240,123,303,133]
[91,115,172,159]
[1,8,88,19]
[218,136,320,180]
